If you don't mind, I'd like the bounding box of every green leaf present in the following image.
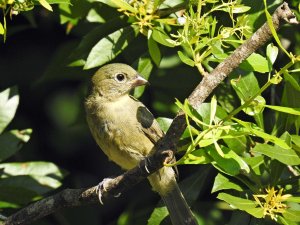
[252,143,300,166]
[240,53,269,73]
[278,216,299,225]
[266,43,278,70]
[68,18,128,66]
[0,161,65,178]
[291,135,300,147]
[241,95,265,116]
[210,95,217,125]
[0,87,19,134]
[0,185,40,205]
[287,197,300,203]
[221,5,251,13]
[224,136,247,155]
[282,209,300,222]
[217,193,264,218]
[109,0,137,13]
[263,0,290,58]
[94,0,117,7]
[86,8,106,23]
[284,72,300,92]
[243,156,264,175]
[233,118,291,149]
[207,145,250,176]
[231,72,260,102]
[177,51,195,67]
[156,117,172,133]
[148,35,161,66]
[183,149,212,165]
[152,28,175,47]
[232,5,251,13]
[147,206,168,225]
[265,105,300,116]
[196,103,228,125]
[0,175,61,199]
[133,57,153,98]
[47,0,70,3]
[0,200,19,209]
[38,0,53,11]
[212,173,243,193]
[84,25,139,69]
[0,22,4,35]
[0,129,32,162]
[175,99,203,125]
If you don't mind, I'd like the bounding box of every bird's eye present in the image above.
[114,73,126,83]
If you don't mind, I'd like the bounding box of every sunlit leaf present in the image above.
[86,8,106,23]
[207,145,250,175]
[263,0,290,57]
[210,95,217,125]
[183,149,212,164]
[241,95,265,116]
[233,118,290,149]
[47,0,70,3]
[266,43,278,70]
[231,72,260,102]
[217,193,264,218]
[178,51,195,67]
[212,173,243,193]
[221,5,251,13]
[38,0,53,11]
[243,156,264,175]
[152,28,175,47]
[240,53,269,73]
[84,25,139,69]
[282,209,300,222]
[156,117,172,133]
[110,0,137,13]
[252,143,300,165]
[0,87,19,134]
[94,0,137,13]
[0,161,65,178]
[265,105,300,116]
[0,22,4,35]
[147,206,168,225]
[232,5,251,13]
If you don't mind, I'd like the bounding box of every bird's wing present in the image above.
[133,98,164,144]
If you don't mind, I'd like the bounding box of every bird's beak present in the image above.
[131,74,149,88]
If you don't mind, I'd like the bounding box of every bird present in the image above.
[85,63,198,225]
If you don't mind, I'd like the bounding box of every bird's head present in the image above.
[90,63,148,100]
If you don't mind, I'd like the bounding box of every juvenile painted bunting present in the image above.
[85,63,198,225]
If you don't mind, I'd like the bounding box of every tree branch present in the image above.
[3,2,298,225]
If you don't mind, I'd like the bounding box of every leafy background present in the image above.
[0,0,300,225]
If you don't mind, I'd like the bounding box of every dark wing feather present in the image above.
[135,103,164,144]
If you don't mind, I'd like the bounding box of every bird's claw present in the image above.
[144,157,151,174]
[96,178,121,204]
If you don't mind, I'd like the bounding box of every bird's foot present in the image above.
[96,178,121,204]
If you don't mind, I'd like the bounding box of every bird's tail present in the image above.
[161,183,198,225]
[148,167,198,225]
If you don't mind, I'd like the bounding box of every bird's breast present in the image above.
[86,95,154,170]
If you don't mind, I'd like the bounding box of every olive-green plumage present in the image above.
[85,63,198,225]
